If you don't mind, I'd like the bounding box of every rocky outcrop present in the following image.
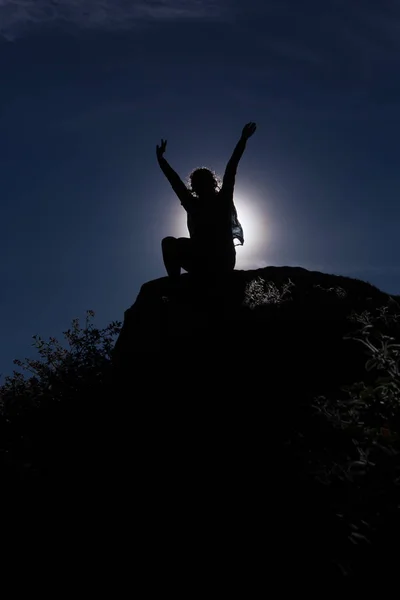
[113,266,393,399]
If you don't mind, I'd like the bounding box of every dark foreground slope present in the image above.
[2,266,399,587]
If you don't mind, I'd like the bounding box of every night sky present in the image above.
[1,0,400,377]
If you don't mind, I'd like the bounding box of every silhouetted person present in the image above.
[157,122,257,278]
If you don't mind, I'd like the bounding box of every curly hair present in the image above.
[188,167,221,196]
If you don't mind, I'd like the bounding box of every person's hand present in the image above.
[156,138,167,159]
[241,122,257,140]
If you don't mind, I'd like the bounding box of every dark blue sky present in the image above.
[1,0,400,377]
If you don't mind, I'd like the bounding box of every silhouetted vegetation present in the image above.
[306,302,400,579]
[0,311,121,482]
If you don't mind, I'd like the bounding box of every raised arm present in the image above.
[222,122,257,194]
[156,139,190,207]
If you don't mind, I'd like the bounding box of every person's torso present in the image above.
[186,189,234,246]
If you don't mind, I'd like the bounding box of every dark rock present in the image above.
[113,266,393,401]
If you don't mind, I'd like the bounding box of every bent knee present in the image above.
[162,236,177,249]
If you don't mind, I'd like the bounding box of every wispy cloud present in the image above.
[0,0,228,40]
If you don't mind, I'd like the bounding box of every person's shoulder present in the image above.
[217,186,231,201]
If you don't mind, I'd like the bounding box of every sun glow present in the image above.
[234,195,264,250]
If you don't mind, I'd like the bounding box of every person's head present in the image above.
[189,168,219,197]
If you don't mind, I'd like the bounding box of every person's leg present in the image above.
[162,237,235,278]
[162,236,195,277]
[209,244,236,275]
[225,246,236,272]
[176,237,195,274]
[161,237,181,278]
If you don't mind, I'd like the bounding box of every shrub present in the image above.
[0,310,121,417]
